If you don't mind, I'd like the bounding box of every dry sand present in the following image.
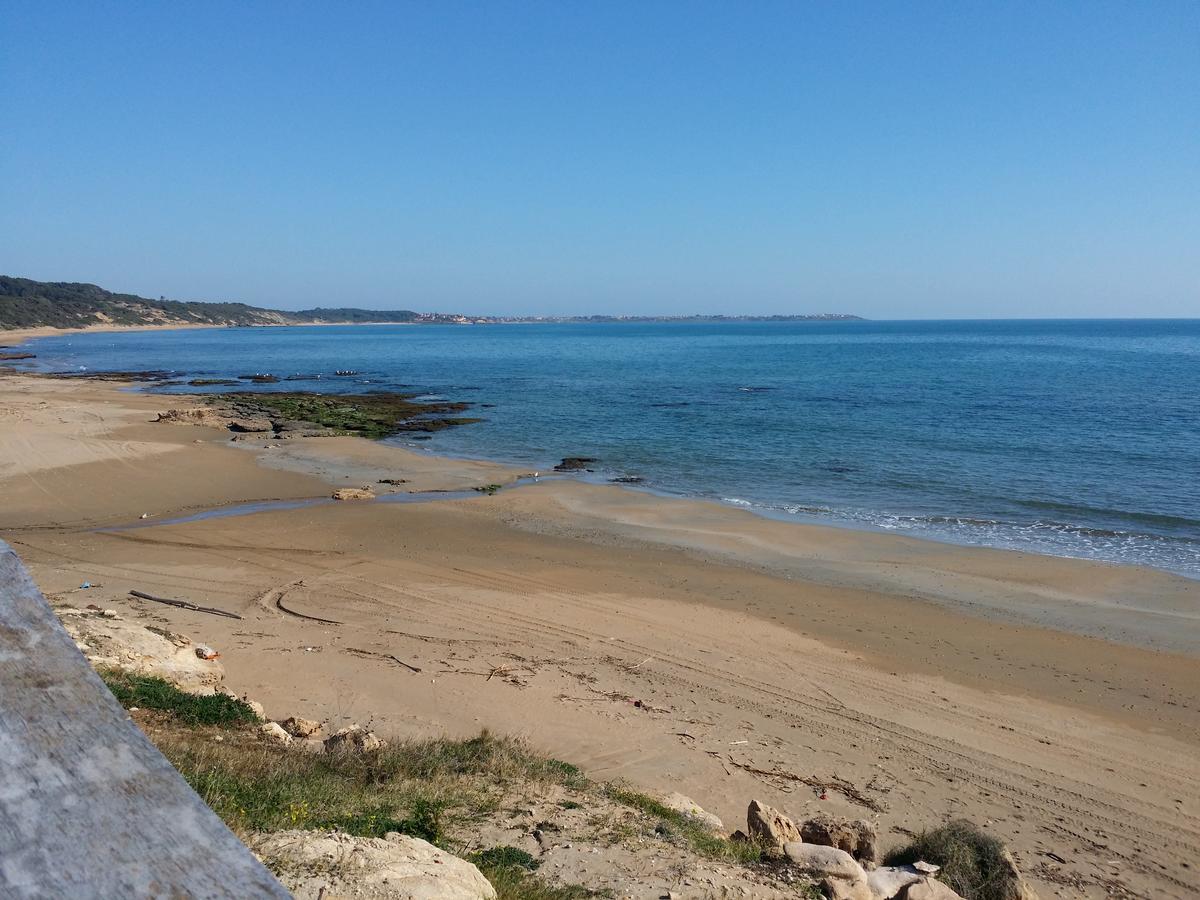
[2,370,1197,899]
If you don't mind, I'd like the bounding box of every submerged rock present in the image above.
[553,457,598,472]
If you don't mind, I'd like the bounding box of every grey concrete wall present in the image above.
[0,540,290,898]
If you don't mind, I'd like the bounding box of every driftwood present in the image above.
[129,589,243,620]
[728,759,885,812]
[275,592,342,625]
[1,540,288,896]
[344,646,422,673]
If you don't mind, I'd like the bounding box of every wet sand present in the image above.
[2,371,1197,898]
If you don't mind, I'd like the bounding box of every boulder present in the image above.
[248,829,497,899]
[324,724,386,753]
[800,813,879,867]
[260,722,293,745]
[903,879,966,900]
[782,842,871,900]
[58,609,224,693]
[281,716,322,738]
[656,791,724,833]
[747,799,801,849]
[332,487,376,501]
[868,865,927,898]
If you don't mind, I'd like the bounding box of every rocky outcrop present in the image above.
[747,799,801,849]
[800,813,879,867]
[155,406,271,433]
[248,830,497,899]
[332,487,376,501]
[155,407,231,428]
[260,722,293,745]
[656,791,724,833]
[59,608,224,694]
[280,716,322,738]
[324,724,386,753]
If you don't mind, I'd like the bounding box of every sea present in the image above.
[16,319,1200,578]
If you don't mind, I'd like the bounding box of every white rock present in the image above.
[260,722,293,745]
[280,715,322,737]
[248,829,497,899]
[747,799,801,848]
[904,879,967,900]
[324,724,386,753]
[332,487,375,501]
[782,842,871,900]
[867,864,925,898]
[58,614,224,693]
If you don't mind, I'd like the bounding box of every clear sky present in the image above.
[1,2,1196,318]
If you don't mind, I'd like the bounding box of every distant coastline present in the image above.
[0,274,861,334]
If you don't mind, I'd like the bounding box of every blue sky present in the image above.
[1,2,1196,317]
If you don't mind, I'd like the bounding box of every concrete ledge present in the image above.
[0,540,288,898]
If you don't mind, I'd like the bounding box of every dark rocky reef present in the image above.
[208,391,481,440]
[554,457,598,472]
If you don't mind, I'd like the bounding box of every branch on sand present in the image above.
[129,590,243,620]
[343,646,423,673]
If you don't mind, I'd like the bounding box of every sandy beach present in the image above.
[1,369,1197,898]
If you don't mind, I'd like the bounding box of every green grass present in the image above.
[604,786,766,864]
[885,820,1021,900]
[470,844,615,898]
[101,670,259,727]
[113,684,773,898]
[480,865,613,900]
[470,845,540,871]
[155,727,584,844]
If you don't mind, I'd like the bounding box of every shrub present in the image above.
[471,845,540,872]
[884,819,1020,900]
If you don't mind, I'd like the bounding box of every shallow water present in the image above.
[24,319,1200,577]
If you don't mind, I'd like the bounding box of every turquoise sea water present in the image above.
[18,319,1200,578]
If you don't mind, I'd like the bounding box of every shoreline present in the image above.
[10,321,1199,584]
[2,370,1198,897]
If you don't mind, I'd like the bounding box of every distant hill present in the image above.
[0,277,460,330]
[1,275,860,331]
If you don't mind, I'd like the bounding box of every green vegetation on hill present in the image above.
[0,276,291,329]
[0,276,458,330]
